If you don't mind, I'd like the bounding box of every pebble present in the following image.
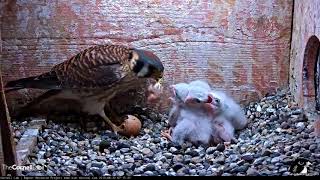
[142,148,152,155]
[172,163,184,171]
[246,168,260,176]
[144,164,156,171]
[216,144,225,152]
[242,154,254,163]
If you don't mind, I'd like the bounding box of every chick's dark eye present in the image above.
[195,99,201,103]
[215,98,220,104]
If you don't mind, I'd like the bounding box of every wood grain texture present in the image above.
[289,0,320,107]
[1,0,293,112]
[0,65,17,176]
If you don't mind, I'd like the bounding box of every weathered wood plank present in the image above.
[0,65,17,176]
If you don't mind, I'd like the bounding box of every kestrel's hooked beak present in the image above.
[154,77,163,91]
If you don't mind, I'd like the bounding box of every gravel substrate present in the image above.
[12,89,320,176]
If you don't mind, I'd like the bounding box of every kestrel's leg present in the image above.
[105,102,123,125]
[98,110,121,133]
[161,127,173,141]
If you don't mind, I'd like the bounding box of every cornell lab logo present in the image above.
[2,164,47,171]
[289,158,312,175]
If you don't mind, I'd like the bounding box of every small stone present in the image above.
[68,164,78,171]
[91,138,101,146]
[122,163,135,170]
[153,138,161,143]
[206,147,216,154]
[90,167,103,176]
[261,149,272,156]
[120,148,130,153]
[242,154,254,163]
[189,169,197,175]
[235,165,249,173]
[216,156,225,164]
[172,163,184,171]
[279,167,288,173]
[291,109,302,115]
[198,169,207,176]
[217,144,225,152]
[52,157,60,164]
[296,122,305,129]
[144,171,154,176]
[133,153,143,160]
[271,157,281,163]
[281,122,290,129]
[301,150,311,158]
[246,167,260,176]
[144,164,156,171]
[37,159,46,164]
[293,142,300,147]
[142,148,152,155]
[309,144,317,151]
[222,173,233,176]
[14,131,22,138]
[163,153,173,158]
[117,142,130,149]
[125,157,135,163]
[46,170,56,176]
[44,152,51,158]
[169,147,178,153]
[282,172,290,176]
[186,150,199,157]
[99,140,110,153]
[191,157,202,164]
[91,161,104,169]
[107,165,115,172]
[173,155,184,162]
[228,154,239,162]
[70,142,78,149]
[61,156,70,160]
[229,163,237,169]
[256,105,262,112]
[284,146,292,152]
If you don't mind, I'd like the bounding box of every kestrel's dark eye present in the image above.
[215,98,220,104]
[195,98,201,103]
[128,51,133,60]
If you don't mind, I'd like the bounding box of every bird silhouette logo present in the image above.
[289,158,312,175]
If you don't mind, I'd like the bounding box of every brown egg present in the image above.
[118,115,142,137]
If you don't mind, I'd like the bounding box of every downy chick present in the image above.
[170,103,214,146]
[167,83,190,128]
[162,81,213,145]
[208,90,248,130]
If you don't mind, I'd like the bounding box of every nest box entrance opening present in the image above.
[302,35,320,110]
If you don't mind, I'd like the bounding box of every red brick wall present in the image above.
[1,0,293,112]
[290,0,320,108]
